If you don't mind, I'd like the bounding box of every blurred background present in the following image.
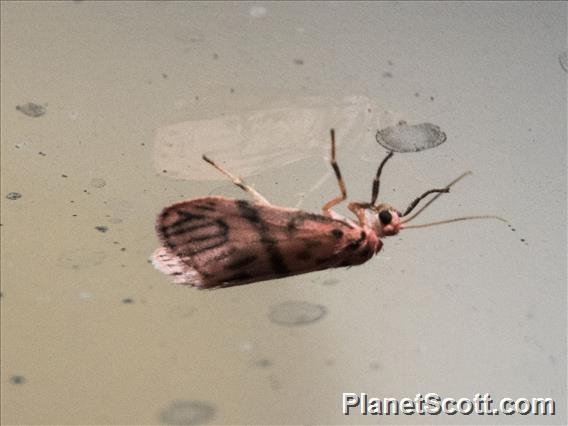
[1,1,566,424]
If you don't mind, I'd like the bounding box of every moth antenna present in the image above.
[401,171,472,224]
[402,215,508,229]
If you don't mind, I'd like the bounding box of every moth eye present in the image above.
[379,210,392,225]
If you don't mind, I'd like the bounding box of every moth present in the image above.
[153,129,503,289]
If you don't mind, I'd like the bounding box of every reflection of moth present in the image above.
[153,130,505,289]
[153,96,404,181]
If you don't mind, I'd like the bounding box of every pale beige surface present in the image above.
[1,1,566,425]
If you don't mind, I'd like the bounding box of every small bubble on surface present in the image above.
[79,292,94,300]
[249,5,267,17]
[369,361,381,370]
[57,248,106,270]
[268,301,326,326]
[168,306,197,320]
[90,178,106,188]
[159,400,215,425]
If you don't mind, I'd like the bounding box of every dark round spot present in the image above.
[254,358,272,368]
[379,210,392,225]
[95,226,108,233]
[331,229,343,239]
[159,400,215,425]
[10,375,25,385]
[122,298,134,304]
[6,192,22,200]
[16,102,46,117]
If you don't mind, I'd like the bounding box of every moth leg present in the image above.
[202,155,271,205]
[348,202,368,226]
[322,129,348,215]
[370,151,394,206]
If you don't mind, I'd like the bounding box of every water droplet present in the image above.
[376,122,446,152]
[57,248,106,270]
[268,301,326,326]
[90,178,106,188]
[159,400,215,425]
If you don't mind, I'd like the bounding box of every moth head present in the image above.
[374,203,402,237]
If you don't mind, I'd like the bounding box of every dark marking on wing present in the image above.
[166,218,229,256]
[348,230,367,250]
[316,257,332,266]
[174,209,206,224]
[182,239,227,255]
[287,219,298,234]
[304,240,323,249]
[224,272,253,283]
[202,247,237,266]
[236,200,262,224]
[163,222,218,238]
[227,255,258,270]
[236,200,290,276]
[360,246,372,259]
[191,204,217,212]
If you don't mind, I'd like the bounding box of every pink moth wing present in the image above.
[153,196,382,289]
